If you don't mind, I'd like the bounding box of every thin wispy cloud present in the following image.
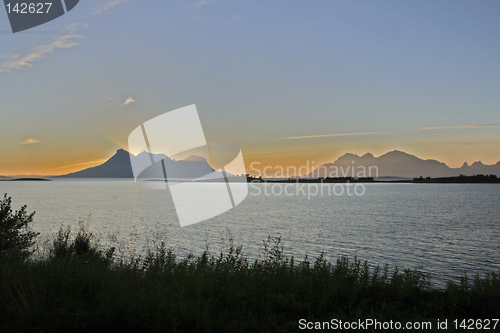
[230,13,243,21]
[93,0,129,14]
[53,159,107,170]
[422,124,500,130]
[63,22,89,34]
[20,138,41,145]
[122,97,136,106]
[280,132,390,140]
[195,0,217,6]
[447,141,500,145]
[0,34,81,73]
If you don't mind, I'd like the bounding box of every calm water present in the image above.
[1,179,499,287]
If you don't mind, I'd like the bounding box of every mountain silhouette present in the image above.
[58,149,216,179]
[58,149,134,178]
[307,150,500,178]
[58,149,500,179]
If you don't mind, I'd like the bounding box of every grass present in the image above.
[1,227,499,332]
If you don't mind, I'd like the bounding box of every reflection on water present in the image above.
[1,179,499,287]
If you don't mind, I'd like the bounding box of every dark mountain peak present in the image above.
[382,150,412,157]
[136,150,170,161]
[105,149,132,162]
[471,161,484,167]
[183,155,207,162]
[461,162,469,168]
[136,151,149,158]
[423,159,447,166]
[379,150,419,161]
[361,153,375,159]
[335,153,360,163]
[340,153,360,158]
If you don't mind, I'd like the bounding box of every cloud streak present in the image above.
[53,159,107,170]
[195,0,217,6]
[0,34,81,73]
[20,138,41,145]
[422,124,500,130]
[447,141,500,145]
[63,22,89,33]
[122,97,137,106]
[279,132,390,140]
[93,0,129,14]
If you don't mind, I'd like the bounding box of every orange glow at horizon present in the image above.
[1,138,499,177]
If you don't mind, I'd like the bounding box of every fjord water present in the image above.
[2,179,499,287]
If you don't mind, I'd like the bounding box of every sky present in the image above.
[0,0,499,176]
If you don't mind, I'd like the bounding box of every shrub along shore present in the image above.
[1,195,499,332]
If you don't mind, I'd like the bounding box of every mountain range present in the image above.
[307,150,500,178]
[58,149,215,179]
[41,149,500,179]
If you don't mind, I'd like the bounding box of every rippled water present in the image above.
[1,179,499,287]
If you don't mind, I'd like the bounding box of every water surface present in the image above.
[1,179,499,287]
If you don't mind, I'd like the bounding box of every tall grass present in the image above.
[1,226,499,332]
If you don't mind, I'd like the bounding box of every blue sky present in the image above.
[1,0,499,175]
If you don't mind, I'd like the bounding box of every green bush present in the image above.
[49,224,114,265]
[0,194,39,261]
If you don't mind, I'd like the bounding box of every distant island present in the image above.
[247,176,375,183]
[412,174,500,183]
[247,175,500,184]
[0,178,51,181]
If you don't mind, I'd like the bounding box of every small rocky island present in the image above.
[10,178,51,181]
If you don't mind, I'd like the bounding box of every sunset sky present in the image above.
[1,0,499,176]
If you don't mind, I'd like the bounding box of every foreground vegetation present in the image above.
[1,195,499,332]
